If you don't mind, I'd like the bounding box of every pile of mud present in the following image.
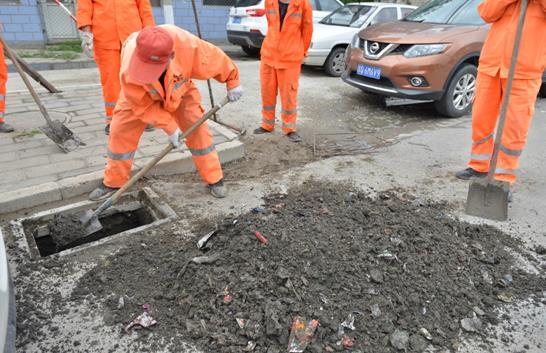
[71,181,546,352]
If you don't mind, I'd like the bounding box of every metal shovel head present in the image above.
[465,178,510,221]
[78,209,104,236]
[40,120,85,153]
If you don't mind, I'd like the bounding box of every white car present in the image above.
[0,233,15,353]
[304,2,416,76]
[227,0,343,56]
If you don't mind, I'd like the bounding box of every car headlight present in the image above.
[403,44,447,58]
[350,34,360,48]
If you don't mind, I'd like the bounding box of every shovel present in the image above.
[465,0,528,221]
[0,35,84,153]
[79,96,231,236]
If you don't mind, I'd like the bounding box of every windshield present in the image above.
[235,0,261,7]
[404,0,469,24]
[320,5,374,28]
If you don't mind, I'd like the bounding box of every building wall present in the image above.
[0,0,229,47]
[171,0,229,40]
[0,0,45,47]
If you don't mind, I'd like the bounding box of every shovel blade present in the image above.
[40,120,85,153]
[465,179,510,221]
[78,209,103,236]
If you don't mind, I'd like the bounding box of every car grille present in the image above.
[359,40,412,58]
[349,72,395,89]
[390,44,412,54]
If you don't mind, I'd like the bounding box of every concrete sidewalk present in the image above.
[0,84,244,214]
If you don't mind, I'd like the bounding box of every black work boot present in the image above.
[287,131,302,143]
[0,122,14,133]
[104,124,111,136]
[254,127,272,135]
[208,179,227,198]
[455,167,487,180]
[89,183,119,201]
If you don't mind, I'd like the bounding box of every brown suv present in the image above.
[342,0,546,118]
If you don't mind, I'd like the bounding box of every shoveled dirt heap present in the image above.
[72,181,546,352]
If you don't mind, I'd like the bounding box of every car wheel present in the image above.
[324,47,347,77]
[434,64,477,118]
[241,45,260,57]
[539,83,546,98]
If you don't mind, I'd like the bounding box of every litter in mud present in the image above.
[26,181,544,353]
[287,316,319,353]
[197,230,217,249]
[125,304,157,333]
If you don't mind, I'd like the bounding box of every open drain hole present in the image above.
[31,208,154,257]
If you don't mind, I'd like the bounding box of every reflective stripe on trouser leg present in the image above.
[469,73,501,173]
[494,76,541,184]
[94,47,121,125]
[260,62,278,132]
[278,65,301,134]
[175,85,223,185]
[103,109,147,188]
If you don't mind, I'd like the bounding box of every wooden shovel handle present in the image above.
[109,96,231,205]
[0,35,55,126]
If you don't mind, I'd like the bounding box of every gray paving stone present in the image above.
[0,169,26,184]
[2,155,50,172]
[23,159,86,178]
[17,144,58,159]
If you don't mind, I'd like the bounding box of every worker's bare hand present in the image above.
[227,85,243,102]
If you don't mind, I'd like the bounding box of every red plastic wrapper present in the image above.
[341,335,355,348]
[287,316,319,353]
[254,231,268,245]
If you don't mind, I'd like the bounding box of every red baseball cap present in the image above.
[128,26,174,84]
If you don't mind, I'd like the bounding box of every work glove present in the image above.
[227,85,243,102]
[168,128,182,149]
[80,31,94,58]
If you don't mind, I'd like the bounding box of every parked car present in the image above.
[0,233,15,353]
[227,0,343,56]
[343,0,546,118]
[304,2,416,76]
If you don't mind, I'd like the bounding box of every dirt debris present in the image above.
[14,181,546,352]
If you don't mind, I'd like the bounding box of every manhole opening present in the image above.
[31,207,154,257]
[15,188,177,259]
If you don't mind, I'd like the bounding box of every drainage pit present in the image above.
[12,187,177,259]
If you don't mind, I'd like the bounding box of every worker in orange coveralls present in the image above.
[456,0,546,191]
[88,25,242,201]
[253,0,313,142]
[76,0,155,135]
[0,39,13,133]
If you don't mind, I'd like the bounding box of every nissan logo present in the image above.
[370,42,380,54]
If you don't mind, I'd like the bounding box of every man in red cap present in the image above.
[89,25,242,200]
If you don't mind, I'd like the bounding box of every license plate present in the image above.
[232,17,242,24]
[356,64,381,80]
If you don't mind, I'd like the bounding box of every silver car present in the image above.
[0,232,15,353]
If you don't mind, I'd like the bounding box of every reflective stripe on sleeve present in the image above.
[149,89,159,95]
[289,13,302,17]
[0,95,5,100]
[105,101,117,107]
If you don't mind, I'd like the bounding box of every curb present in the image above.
[8,60,97,73]
[0,137,244,215]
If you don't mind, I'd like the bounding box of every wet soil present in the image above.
[62,181,546,353]
[48,214,87,250]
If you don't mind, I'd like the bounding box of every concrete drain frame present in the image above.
[11,187,177,259]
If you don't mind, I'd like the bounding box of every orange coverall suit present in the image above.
[103,25,240,188]
[260,0,313,134]
[76,0,155,125]
[469,0,546,183]
[0,40,7,124]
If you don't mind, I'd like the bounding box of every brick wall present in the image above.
[171,0,230,40]
[0,0,45,47]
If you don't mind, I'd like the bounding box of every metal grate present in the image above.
[42,0,79,42]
